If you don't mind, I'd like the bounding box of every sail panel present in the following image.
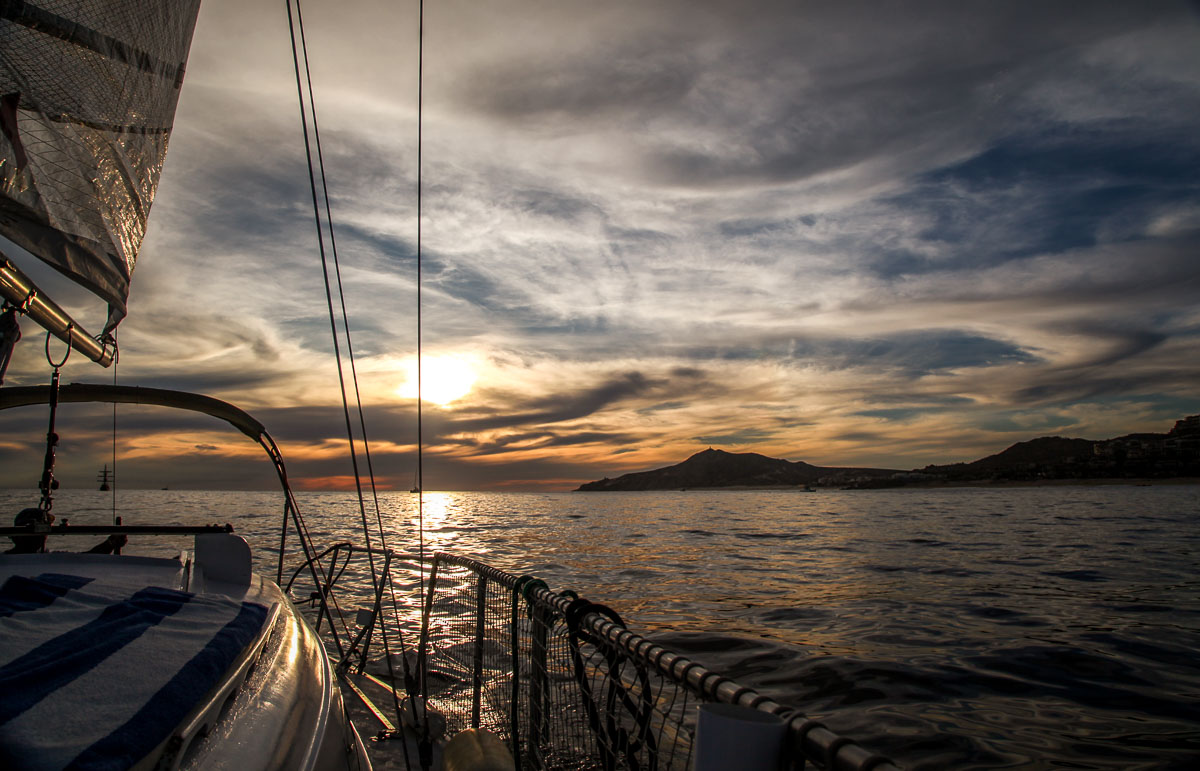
[0,0,201,333]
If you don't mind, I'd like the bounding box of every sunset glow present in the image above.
[0,0,1197,492]
[397,356,478,407]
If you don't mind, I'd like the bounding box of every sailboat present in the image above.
[1,2,898,770]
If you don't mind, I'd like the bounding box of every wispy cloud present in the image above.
[2,0,1198,491]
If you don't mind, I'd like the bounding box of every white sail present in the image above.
[0,0,201,334]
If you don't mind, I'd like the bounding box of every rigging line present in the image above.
[293,0,385,548]
[285,0,375,569]
[282,0,356,639]
[291,0,411,732]
[110,335,118,525]
[413,0,435,754]
[416,0,426,615]
[290,0,379,581]
[289,1,413,753]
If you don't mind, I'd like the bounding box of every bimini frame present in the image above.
[0,383,315,589]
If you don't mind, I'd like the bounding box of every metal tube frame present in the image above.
[0,252,113,366]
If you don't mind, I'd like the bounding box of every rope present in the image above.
[0,303,21,385]
[414,1,433,762]
[108,334,118,525]
[285,0,418,764]
[281,0,365,659]
[294,0,413,725]
[37,328,72,513]
[416,0,426,608]
[563,599,660,768]
[288,0,407,702]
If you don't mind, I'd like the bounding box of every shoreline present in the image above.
[588,478,1200,492]
[862,477,1200,490]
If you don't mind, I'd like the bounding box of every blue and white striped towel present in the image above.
[0,573,268,770]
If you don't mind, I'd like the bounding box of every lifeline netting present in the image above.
[292,546,901,771]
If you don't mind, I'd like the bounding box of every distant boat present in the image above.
[97,464,112,491]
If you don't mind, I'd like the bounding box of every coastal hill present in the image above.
[917,415,1199,484]
[575,415,1200,491]
[574,448,900,491]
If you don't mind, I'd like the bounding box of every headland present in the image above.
[576,415,1200,491]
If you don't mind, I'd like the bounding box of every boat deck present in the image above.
[0,539,369,771]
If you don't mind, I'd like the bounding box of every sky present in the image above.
[2,0,1199,492]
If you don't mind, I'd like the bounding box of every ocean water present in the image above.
[4,484,1199,769]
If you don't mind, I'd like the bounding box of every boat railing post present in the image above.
[508,582,523,768]
[276,496,290,585]
[354,549,392,673]
[313,543,339,634]
[312,544,348,659]
[528,598,550,757]
[285,488,344,660]
[417,555,440,707]
[471,572,488,729]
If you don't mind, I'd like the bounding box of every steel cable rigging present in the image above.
[284,0,425,762]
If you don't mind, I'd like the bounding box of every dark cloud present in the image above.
[670,367,706,379]
[977,413,1087,435]
[871,127,1200,277]
[717,219,793,239]
[470,430,641,455]
[454,46,696,125]
[831,430,892,444]
[109,369,283,397]
[1055,325,1168,369]
[329,221,418,271]
[869,394,976,407]
[254,404,423,446]
[1009,345,1200,405]
[689,331,1037,376]
[449,371,663,432]
[511,188,605,223]
[610,1,1192,189]
[856,408,948,422]
[692,429,774,445]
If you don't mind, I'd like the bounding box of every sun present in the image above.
[397,355,477,406]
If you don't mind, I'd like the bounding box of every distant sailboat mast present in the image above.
[97,464,112,491]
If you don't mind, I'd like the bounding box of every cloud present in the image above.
[448,371,666,433]
[455,46,696,125]
[4,0,1200,490]
[692,429,774,446]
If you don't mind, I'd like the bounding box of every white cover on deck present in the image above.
[0,571,268,770]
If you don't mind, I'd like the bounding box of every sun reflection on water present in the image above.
[406,492,490,559]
